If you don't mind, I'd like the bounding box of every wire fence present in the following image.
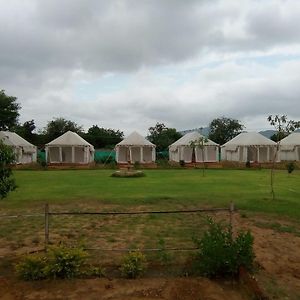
[44,203,236,253]
[0,202,236,253]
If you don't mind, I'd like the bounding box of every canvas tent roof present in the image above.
[279,132,300,151]
[46,131,94,149]
[169,131,218,149]
[280,132,300,145]
[222,132,276,149]
[116,131,155,147]
[0,131,36,152]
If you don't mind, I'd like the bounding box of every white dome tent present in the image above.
[279,132,300,161]
[45,131,94,164]
[0,131,37,164]
[169,131,219,163]
[221,132,278,163]
[115,131,156,164]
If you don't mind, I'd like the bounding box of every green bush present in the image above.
[15,246,107,280]
[16,255,46,281]
[193,218,254,278]
[286,162,295,174]
[120,251,147,279]
[44,246,87,279]
[111,170,145,178]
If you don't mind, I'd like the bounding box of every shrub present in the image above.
[120,251,147,279]
[15,246,108,280]
[245,161,251,168]
[133,161,141,169]
[179,160,185,167]
[44,246,87,279]
[286,162,295,174]
[16,255,46,281]
[111,170,145,178]
[193,218,254,278]
[156,238,172,265]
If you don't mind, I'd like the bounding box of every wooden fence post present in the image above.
[229,201,234,234]
[45,203,49,251]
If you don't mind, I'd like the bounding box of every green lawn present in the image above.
[1,169,300,219]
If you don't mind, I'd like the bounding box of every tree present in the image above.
[84,126,124,149]
[15,120,37,144]
[208,117,244,145]
[0,141,16,199]
[267,115,300,200]
[43,118,83,142]
[270,132,287,142]
[147,122,182,152]
[189,136,208,176]
[0,90,21,130]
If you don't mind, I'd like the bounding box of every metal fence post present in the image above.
[45,203,49,250]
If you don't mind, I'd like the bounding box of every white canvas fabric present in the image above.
[279,132,300,161]
[115,131,156,163]
[45,131,94,164]
[169,131,219,163]
[116,131,155,147]
[222,132,277,147]
[46,131,94,147]
[0,131,37,164]
[221,132,278,162]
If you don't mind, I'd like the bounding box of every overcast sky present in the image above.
[1,0,300,135]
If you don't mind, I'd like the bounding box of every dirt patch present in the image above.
[0,277,248,300]
[1,207,300,299]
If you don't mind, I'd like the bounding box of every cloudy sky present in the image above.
[1,0,300,135]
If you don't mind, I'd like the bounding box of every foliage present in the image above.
[156,238,172,265]
[267,115,300,200]
[16,246,107,280]
[245,161,251,168]
[268,115,300,140]
[43,117,84,142]
[208,117,244,145]
[0,90,21,131]
[270,132,288,142]
[16,255,46,281]
[179,160,185,167]
[15,120,37,145]
[111,170,145,177]
[286,162,295,174]
[44,246,87,279]
[0,141,16,199]
[147,122,182,152]
[193,218,254,278]
[190,136,209,176]
[120,251,147,278]
[84,125,123,148]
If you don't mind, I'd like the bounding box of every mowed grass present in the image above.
[1,169,300,219]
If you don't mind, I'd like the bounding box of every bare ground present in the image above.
[0,209,300,299]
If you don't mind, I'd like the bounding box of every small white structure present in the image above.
[221,132,278,162]
[169,131,219,163]
[45,131,94,164]
[279,132,300,161]
[115,131,156,164]
[0,131,37,164]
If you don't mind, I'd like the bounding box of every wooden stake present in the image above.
[45,203,49,250]
[229,202,234,234]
